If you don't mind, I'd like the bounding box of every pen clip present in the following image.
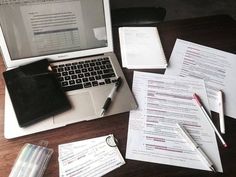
[106,135,118,147]
[115,77,122,91]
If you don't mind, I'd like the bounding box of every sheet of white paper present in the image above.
[58,134,125,177]
[119,27,167,69]
[165,39,236,118]
[126,71,222,172]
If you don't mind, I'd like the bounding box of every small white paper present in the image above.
[119,27,167,69]
[93,27,107,41]
[58,134,125,177]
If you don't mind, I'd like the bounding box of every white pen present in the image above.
[21,144,39,177]
[176,123,216,172]
[28,146,47,177]
[9,144,29,177]
[193,93,227,148]
[218,90,225,134]
[100,77,122,116]
[16,144,35,177]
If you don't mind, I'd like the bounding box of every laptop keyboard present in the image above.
[52,57,117,92]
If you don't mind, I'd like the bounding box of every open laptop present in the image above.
[0,0,137,139]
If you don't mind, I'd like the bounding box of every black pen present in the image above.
[100,77,122,116]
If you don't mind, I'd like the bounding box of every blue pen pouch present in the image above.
[9,141,53,177]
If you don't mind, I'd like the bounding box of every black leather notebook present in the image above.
[3,59,71,127]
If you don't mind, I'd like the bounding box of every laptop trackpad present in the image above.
[53,92,96,125]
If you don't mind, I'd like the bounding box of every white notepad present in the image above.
[119,27,167,69]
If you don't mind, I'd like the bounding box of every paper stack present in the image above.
[58,134,125,177]
[119,27,167,69]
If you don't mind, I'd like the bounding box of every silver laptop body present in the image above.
[0,0,137,139]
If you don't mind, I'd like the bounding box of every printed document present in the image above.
[119,27,167,69]
[126,71,222,172]
[165,39,236,118]
[58,134,125,177]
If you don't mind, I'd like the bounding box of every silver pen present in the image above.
[176,123,216,172]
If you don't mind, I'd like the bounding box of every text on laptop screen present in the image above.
[0,0,107,60]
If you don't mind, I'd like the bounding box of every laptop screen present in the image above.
[0,0,109,63]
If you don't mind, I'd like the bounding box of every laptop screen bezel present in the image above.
[0,0,113,68]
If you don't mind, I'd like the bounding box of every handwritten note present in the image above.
[58,134,125,177]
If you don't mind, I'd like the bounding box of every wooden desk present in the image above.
[0,15,236,177]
